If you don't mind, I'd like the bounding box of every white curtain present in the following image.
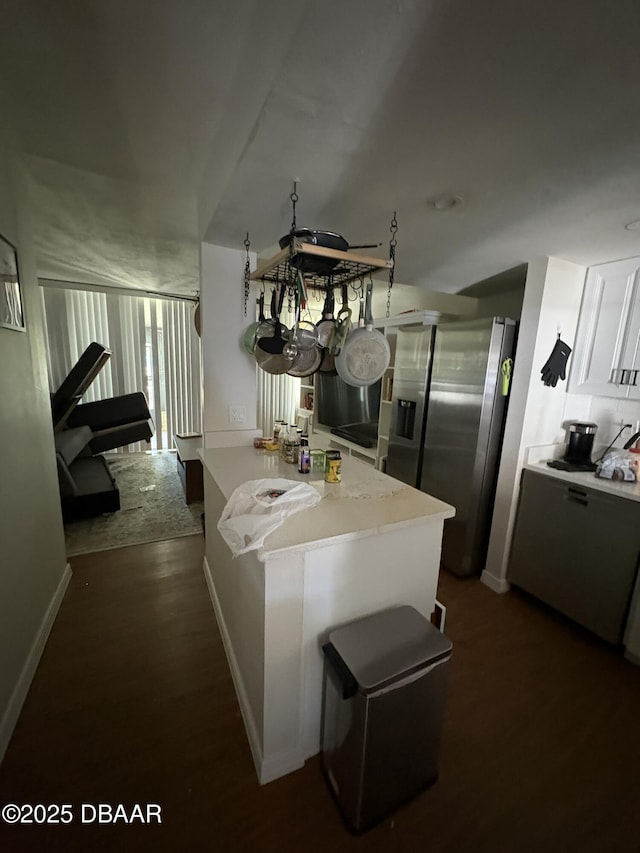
[256,370,300,435]
[41,283,202,451]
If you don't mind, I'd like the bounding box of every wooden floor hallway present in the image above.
[1,534,639,852]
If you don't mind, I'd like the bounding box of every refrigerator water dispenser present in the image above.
[395,398,416,439]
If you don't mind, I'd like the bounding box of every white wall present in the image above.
[200,243,261,447]
[472,285,525,321]
[371,281,478,319]
[0,149,69,762]
[482,256,587,592]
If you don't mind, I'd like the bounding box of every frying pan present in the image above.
[316,287,336,348]
[319,285,352,375]
[329,284,353,354]
[285,290,323,377]
[279,229,381,275]
[335,281,390,387]
[255,289,289,344]
[288,277,318,352]
[241,292,265,355]
[317,347,337,375]
[255,286,291,375]
[256,286,287,354]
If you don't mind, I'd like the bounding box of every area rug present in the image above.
[64,451,204,556]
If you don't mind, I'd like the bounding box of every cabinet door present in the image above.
[507,470,640,645]
[623,291,640,400]
[568,257,640,397]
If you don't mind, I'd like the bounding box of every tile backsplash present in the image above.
[556,393,640,450]
[562,393,591,425]
[588,397,640,446]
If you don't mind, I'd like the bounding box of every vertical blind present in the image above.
[254,301,300,435]
[256,369,300,436]
[41,284,202,451]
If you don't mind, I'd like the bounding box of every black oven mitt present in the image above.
[541,338,572,387]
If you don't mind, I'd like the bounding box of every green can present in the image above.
[310,449,325,471]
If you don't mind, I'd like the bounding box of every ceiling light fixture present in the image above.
[428,193,464,211]
[624,219,640,231]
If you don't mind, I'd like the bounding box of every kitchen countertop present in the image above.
[201,445,456,784]
[200,446,455,556]
[524,460,640,503]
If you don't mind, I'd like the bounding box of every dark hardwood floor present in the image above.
[1,534,639,852]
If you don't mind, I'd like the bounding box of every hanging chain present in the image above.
[290,182,298,232]
[387,211,397,318]
[243,233,251,317]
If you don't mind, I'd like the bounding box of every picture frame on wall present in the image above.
[0,232,25,332]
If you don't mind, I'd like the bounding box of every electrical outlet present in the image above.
[228,405,247,424]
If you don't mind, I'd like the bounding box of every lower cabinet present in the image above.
[507,470,640,645]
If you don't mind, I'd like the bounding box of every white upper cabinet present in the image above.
[568,257,640,399]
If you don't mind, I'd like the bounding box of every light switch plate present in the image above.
[229,405,247,424]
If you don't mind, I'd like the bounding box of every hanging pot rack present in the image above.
[244,184,397,320]
[250,239,392,290]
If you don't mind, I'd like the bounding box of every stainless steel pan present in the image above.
[335,281,390,387]
[242,292,265,355]
[255,286,291,375]
[316,287,336,349]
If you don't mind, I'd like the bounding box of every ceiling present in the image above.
[3,0,640,296]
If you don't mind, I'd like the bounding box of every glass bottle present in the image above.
[278,423,288,457]
[284,424,299,464]
[282,425,293,464]
[298,438,311,474]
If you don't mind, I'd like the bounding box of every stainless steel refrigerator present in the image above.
[386,317,516,577]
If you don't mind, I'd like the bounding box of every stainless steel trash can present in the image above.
[321,605,452,833]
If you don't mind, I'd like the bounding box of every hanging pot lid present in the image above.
[287,345,323,378]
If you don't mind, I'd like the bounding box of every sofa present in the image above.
[55,427,120,521]
[51,342,155,520]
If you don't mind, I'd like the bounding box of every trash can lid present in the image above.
[326,605,452,693]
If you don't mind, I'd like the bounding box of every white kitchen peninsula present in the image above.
[200,446,455,784]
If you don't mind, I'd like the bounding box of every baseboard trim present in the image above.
[259,749,305,785]
[480,570,511,594]
[202,556,265,782]
[0,562,72,765]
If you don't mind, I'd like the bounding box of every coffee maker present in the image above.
[548,422,598,472]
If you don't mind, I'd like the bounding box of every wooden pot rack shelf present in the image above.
[250,238,392,290]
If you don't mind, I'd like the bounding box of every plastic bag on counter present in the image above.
[595,450,639,482]
[217,478,321,557]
